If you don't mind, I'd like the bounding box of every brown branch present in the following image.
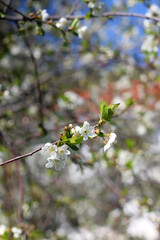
[0,11,160,23]
[14,21,46,133]
[0,140,59,167]
[2,0,12,13]
[0,0,29,20]
[23,36,45,132]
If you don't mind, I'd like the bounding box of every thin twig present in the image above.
[0,0,29,20]
[0,140,58,167]
[15,22,46,133]
[0,11,160,22]
[2,0,12,13]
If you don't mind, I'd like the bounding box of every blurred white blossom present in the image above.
[11,227,22,239]
[58,91,84,110]
[56,17,67,29]
[127,216,158,240]
[88,0,104,16]
[46,157,66,171]
[41,9,49,21]
[77,26,88,39]
[104,133,116,152]
[141,35,158,53]
[0,225,7,236]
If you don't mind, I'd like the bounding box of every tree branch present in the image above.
[0,11,160,23]
[0,140,58,167]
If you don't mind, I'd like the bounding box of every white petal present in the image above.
[66,150,71,155]
[45,161,53,168]
[83,135,88,141]
[54,160,65,171]
[75,126,81,133]
[50,151,57,159]
[83,121,90,128]
[88,131,97,138]
[104,143,111,152]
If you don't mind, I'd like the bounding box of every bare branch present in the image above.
[0,11,160,23]
[0,141,59,167]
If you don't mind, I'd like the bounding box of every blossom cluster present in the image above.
[87,0,104,16]
[142,4,160,59]
[0,225,22,238]
[41,121,117,171]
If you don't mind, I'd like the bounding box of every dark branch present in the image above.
[0,140,58,166]
[0,12,160,23]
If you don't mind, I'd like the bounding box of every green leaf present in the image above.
[65,131,71,138]
[108,103,120,111]
[36,26,45,36]
[125,160,133,169]
[70,18,80,30]
[106,108,113,121]
[0,12,5,18]
[67,144,79,151]
[126,139,135,150]
[61,135,68,142]
[75,136,83,144]
[85,12,92,19]
[97,132,105,138]
[126,97,135,107]
[69,137,76,144]
[99,100,108,121]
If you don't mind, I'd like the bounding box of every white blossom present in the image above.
[43,144,70,171]
[88,1,104,16]
[69,124,73,128]
[0,225,7,236]
[72,126,81,136]
[141,35,158,53]
[127,216,159,240]
[77,26,88,39]
[70,128,76,134]
[46,157,66,171]
[149,4,160,16]
[57,144,71,161]
[80,121,96,141]
[41,143,57,158]
[144,4,160,32]
[58,91,84,110]
[56,17,67,29]
[104,133,117,152]
[11,227,22,239]
[41,9,49,21]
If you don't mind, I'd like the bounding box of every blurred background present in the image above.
[0,0,160,239]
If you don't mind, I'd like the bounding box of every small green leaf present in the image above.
[75,136,83,144]
[70,18,80,30]
[106,108,113,121]
[36,26,45,36]
[126,97,135,107]
[69,137,76,144]
[85,12,92,19]
[126,139,135,150]
[61,135,68,142]
[0,12,5,18]
[108,103,120,111]
[99,100,108,121]
[97,132,105,138]
[65,131,71,138]
[67,144,79,151]
[125,160,133,169]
